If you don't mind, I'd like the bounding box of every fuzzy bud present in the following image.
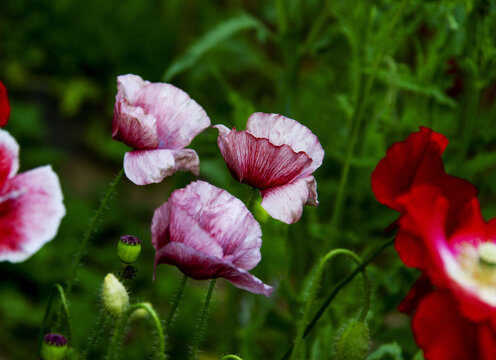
[334,320,370,360]
[41,333,68,360]
[102,273,129,317]
[117,235,141,264]
[129,302,152,322]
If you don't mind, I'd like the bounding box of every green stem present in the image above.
[289,250,370,360]
[221,356,243,360]
[275,0,288,34]
[106,303,166,360]
[82,307,109,359]
[66,168,124,296]
[328,0,408,243]
[165,274,188,331]
[280,237,395,360]
[35,284,72,359]
[189,279,217,360]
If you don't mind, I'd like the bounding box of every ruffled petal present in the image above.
[412,290,477,360]
[0,81,11,127]
[123,149,199,185]
[134,83,210,149]
[155,242,272,296]
[112,100,159,149]
[116,74,149,103]
[371,127,478,214]
[398,275,433,315]
[168,181,262,270]
[246,113,324,173]
[0,129,19,187]
[0,166,65,262]
[260,176,317,224]
[215,125,313,190]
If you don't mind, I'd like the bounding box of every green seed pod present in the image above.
[41,333,68,360]
[117,235,141,264]
[102,273,129,317]
[334,320,370,360]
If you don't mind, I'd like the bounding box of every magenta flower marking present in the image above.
[215,113,324,224]
[0,129,65,262]
[151,180,273,297]
[112,74,211,185]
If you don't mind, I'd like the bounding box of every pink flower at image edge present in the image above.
[215,113,324,224]
[112,74,211,185]
[151,180,273,297]
[0,129,65,262]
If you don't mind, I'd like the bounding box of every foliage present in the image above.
[1,0,496,359]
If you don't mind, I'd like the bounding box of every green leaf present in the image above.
[162,13,269,81]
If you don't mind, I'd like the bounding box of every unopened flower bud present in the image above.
[334,320,369,360]
[117,235,141,264]
[129,302,152,322]
[102,273,129,317]
[41,333,68,360]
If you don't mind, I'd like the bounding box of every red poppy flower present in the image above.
[0,81,11,127]
[112,74,211,185]
[151,180,272,296]
[215,113,324,224]
[0,129,65,262]
[372,127,496,359]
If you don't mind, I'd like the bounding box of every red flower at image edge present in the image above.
[112,74,211,185]
[372,127,496,359]
[215,113,324,224]
[0,129,65,262]
[0,81,11,127]
[151,180,273,297]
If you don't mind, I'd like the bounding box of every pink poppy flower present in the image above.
[151,180,273,297]
[112,74,211,185]
[0,81,11,127]
[214,113,324,224]
[0,129,65,262]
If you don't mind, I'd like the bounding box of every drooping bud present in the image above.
[117,235,141,264]
[129,302,152,322]
[41,333,68,360]
[334,320,370,360]
[102,273,129,317]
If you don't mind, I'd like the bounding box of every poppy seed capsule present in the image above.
[117,235,141,264]
[41,333,68,360]
[102,273,129,317]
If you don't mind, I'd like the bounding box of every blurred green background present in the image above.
[1,0,496,359]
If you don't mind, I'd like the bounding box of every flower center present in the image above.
[479,242,496,267]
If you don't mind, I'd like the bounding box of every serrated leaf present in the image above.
[162,13,269,81]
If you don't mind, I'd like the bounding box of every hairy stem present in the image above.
[106,303,166,360]
[35,284,72,359]
[280,237,395,360]
[82,307,109,359]
[66,168,124,296]
[189,279,217,360]
[289,249,370,360]
[221,356,243,360]
[165,274,188,331]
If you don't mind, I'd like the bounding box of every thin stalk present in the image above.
[165,274,188,331]
[280,237,395,360]
[66,168,124,296]
[189,279,217,360]
[289,249,370,360]
[328,0,408,242]
[106,303,166,360]
[275,0,288,34]
[82,307,109,359]
[35,284,72,359]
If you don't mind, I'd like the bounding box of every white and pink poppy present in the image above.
[151,180,273,297]
[214,113,324,224]
[0,129,65,262]
[112,74,211,185]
